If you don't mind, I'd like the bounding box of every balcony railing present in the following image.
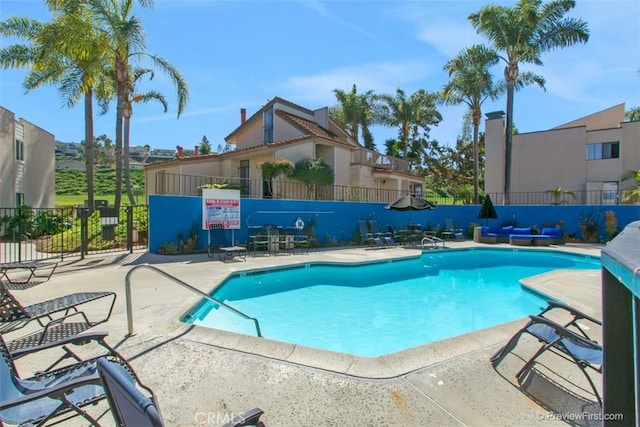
[352,149,411,174]
[154,172,640,206]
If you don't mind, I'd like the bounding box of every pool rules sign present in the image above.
[202,189,241,230]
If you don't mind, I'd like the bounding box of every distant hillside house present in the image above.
[484,104,640,205]
[144,97,424,201]
[0,106,55,208]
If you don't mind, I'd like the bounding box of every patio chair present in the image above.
[0,283,116,352]
[97,358,266,427]
[0,261,58,286]
[249,227,270,256]
[0,332,140,426]
[208,224,247,262]
[491,301,602,405]
[369,220,394,246]
[442,219,464,241]
[358,220,383,247]
[97,357,164,427]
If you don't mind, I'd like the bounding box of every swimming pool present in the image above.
[182,248,600,357]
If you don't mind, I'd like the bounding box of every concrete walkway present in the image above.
[5,242,605,426]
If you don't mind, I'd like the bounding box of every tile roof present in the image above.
[276,110,357,148]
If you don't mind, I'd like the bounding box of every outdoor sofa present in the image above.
[474,226,564,246]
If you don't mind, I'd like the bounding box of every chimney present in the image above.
[176,145,183,158]
[240,108,247,124]
[194,146,199,157]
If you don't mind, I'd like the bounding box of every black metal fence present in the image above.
[0,205,148,263]
[155,172,640,206]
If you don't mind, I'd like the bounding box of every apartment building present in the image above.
[0,106,55,208]
[484,104,640,204]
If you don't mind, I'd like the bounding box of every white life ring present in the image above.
[295,218,305,230]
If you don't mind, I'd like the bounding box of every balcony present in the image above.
[352,149,411,174]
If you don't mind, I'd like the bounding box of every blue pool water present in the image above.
[182,248,600,357]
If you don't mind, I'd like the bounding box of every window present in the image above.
[239,160,250,196]
[16,193,25,207]
[263,107,274,143]
[586,141,619,160]
[15,139,24,161]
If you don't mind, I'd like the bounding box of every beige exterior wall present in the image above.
[484,115,505,196]
[512,127,586,192]
[484,105,640,203]
[0,107,55,208]
[620,121,640,189]
[22,118,55,208]
[554,104,624,131]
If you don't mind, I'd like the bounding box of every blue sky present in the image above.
[1,0,639,153]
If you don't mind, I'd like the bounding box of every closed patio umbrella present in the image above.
[385,194,436,226]
[477,194,498,225]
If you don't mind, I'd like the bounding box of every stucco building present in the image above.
[145,97,424,202]
[484,104,640,204]
[0,106,55,209]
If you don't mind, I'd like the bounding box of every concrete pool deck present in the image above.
[6,241,605,426]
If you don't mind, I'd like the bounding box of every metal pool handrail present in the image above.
[124,264,262,337]
[421,236,445,249]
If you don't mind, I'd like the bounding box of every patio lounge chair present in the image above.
[0,332,140,426]
[442,219,464,241]
[0,283,116,352]
[208,224,247,262]
[369,220,394,246]
[358,220,383,247]
[491,301,602,405]
[97,357,163,427]
[97,358,266,427]
[0,261,58,286]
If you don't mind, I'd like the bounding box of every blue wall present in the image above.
[149,195,640,253]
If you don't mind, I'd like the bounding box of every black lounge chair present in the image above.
[0,283,116,352]
[491,301,602,405]
[208,224,247,262]
[0,332,140,426]
[0,261,58,285]
[97,358,164,427]
[97,358,266,427]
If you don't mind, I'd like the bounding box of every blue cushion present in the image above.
[512,227,531,235]
[542,227,562,237]
[482,226,500,236]
[499,226,514,235]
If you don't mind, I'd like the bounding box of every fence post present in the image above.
[80,208,88,260]
[127,206,133,253]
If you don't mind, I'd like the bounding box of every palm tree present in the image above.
[625,107,640,121]
[0,3,111,212]
[375,89,441,164]
[469,0,589,204]
[123,67,168,205]
[621,169,640,204]
[92,0,187,211]
[546,186,576,205]
[441,44,502,204]
[330,84,376,149]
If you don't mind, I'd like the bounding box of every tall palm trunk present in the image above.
[84,89,95,213]
[123,104,135,205]
[504,63,518,205]
[114,60,127,213]
[472,108,481,205]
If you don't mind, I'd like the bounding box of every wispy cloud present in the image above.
[280,60,434,105]
[297,0,375,38]
[417,22,485,58]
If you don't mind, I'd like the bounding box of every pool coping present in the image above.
[170,247,602,379]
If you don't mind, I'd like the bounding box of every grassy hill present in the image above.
[56,168,145,206]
